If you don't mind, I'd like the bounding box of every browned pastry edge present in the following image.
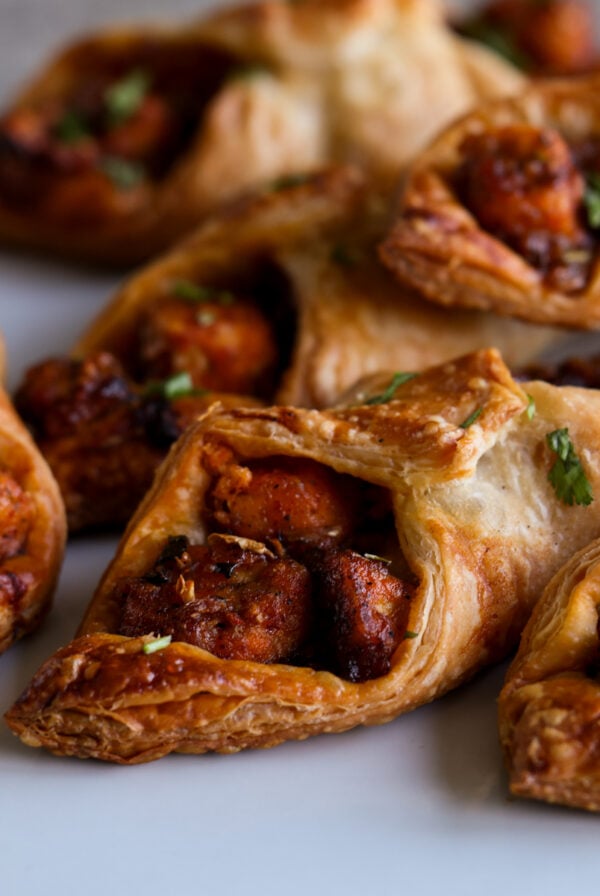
[379,75,600,329]
[0,386,66,654]
[499,538,600,811]
[10,348,600,763]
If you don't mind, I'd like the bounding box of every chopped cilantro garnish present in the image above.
[365,372,418,405]
[363,553,392,566]
[525,394,536,421]
[404,631,419,640]
[459,407,483,429]
[54,110,90,143]
[270,173,312,191]
[105,69,151,126]
[330,244,361,268]
[173,280,235,305]
[227,63,270,81]
[142,635,172,655]
[99,156,145,190]
[460,19,529,69]
[143,371,208,401]
[584,173,600,230]
[546,428,593,507]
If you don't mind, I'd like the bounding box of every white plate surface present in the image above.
[1,2,599,894]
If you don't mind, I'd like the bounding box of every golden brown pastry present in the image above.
[499,536,600,811]
[379,76,600,329]
[14,167,563,533]
[0,0,524,265]
[0,378,66,654]
[74,166,560,411]
[9,348,600,763]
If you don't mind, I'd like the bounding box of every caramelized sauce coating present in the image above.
[458,0,597,76]
[459,124,592,291]
[15,352,213,531]
[517,354,600,388]
[313,548,413,683]
[137,293,279,397]
[118,536,312,663]
[205,452,360,552]
[0,471,33,563]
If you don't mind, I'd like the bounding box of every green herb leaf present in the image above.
[584,173,600,230]
[525,394,536,421]
[105,69,151,126]
[546,428,594,507]
[459,407,483,429]
[404,631,419,640]
[54,110,90,143]
[227,63,270,81]
[142,635,172,655]
[143,371,208,401]
[270,173,312,191]
[99,156,145,190]
[460,19,529,69]
[365,372,418,405]
[172,280,235,305]
[363,553,392,566]
[330,244,361,268]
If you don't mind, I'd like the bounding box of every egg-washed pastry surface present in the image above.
[0,375,65,655]
[16,168,560,532]
[499,537,600,812]
[379,75,600,329]
[0,0,523,265]
[8,348,600,763]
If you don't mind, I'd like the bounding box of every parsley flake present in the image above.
[459,407,483,429]
[270,173,312,191]
[54,110,90,143]
[365,372,418,405]
[99,156,145,190]
[404,631,419,640]
[546,428,593,507]
[584,173,600,230]
[142,635,172,655]
[105,69,151,127]
[525,394,536,421]
[143,371,207,401]
[173,280,235,305]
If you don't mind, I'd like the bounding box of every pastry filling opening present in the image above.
[114,448,418,683]
[15,262,296,532]
[455,123,600,294]
[0,41,266,222]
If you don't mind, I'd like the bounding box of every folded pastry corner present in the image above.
[0,0,523,264]
[499,536,600,812]
[8,348,600,763]
[379,75,600,329]
[0,380,66,654]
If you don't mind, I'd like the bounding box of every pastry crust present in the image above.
[499,537,600,811]
[0,381,66,654]
[379,75,600,329]
[74,166,560,411]
[0,0,523,265]
[9,349,600,763]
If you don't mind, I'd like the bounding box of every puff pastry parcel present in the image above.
[0,0,523,264]
[379,75,600,329]
[498,536,600,812]
[16,166,561,534]
[8,348,600,763]
[0,376,65,654]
